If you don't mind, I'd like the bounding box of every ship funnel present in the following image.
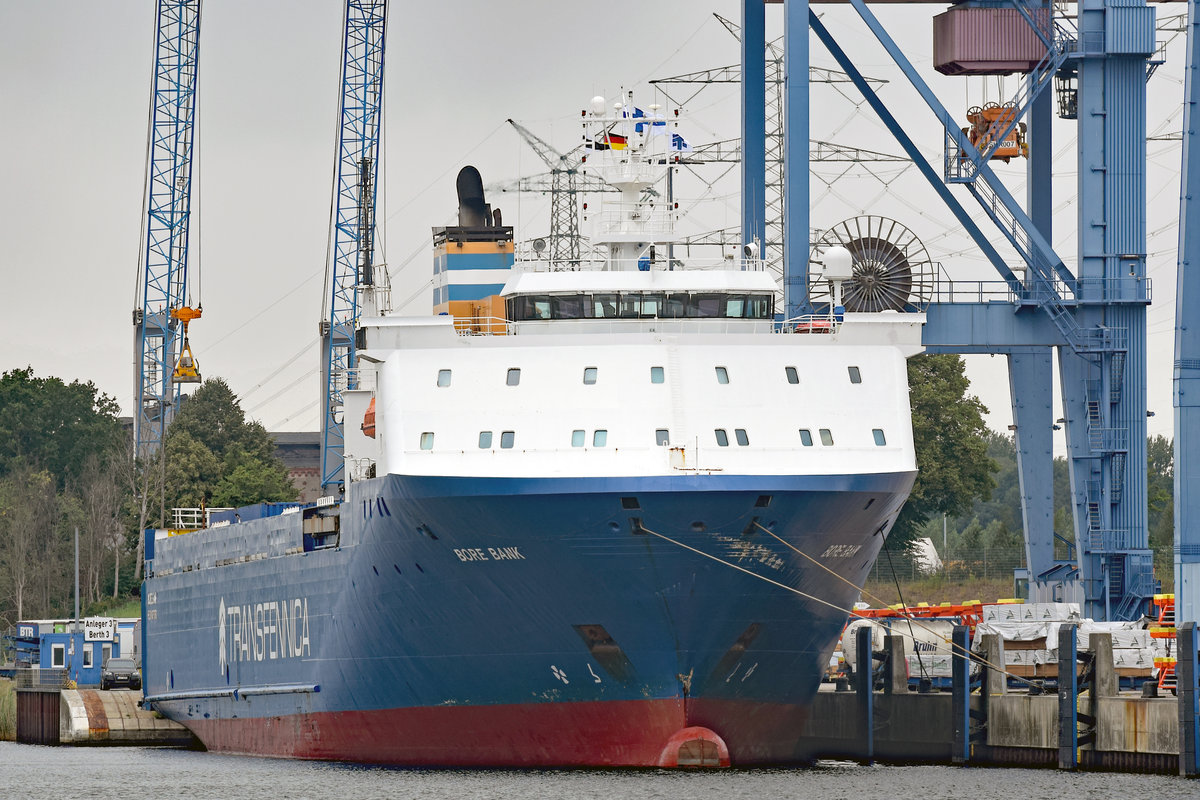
[456,166,492,228]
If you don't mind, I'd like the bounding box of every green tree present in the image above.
[0,367,122,486]
[892,354,997,553]
[162,378,295,509]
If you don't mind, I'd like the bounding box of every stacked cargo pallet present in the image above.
[971,601,1164,682]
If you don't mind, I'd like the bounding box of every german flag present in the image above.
[593,131,627,151]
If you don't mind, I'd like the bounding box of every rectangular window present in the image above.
[650,366,665,384]
[873,428,887,446]
[571,429,585,447]
[715,366,729,384]
[799,429,813,447]
[52,644,65,668]
[83,644,94,668]
[437,369,452,387]
[500,431,515,449]
[785,366,799,384]
[820,428,834,446]
[420,432,434,450]
[655,429,670,446]
[735,428,749,446]
[583,367,598,385]
[848,366,862,384]
[593,429,608,447]
[715,429,729,447]
[478,431,493,449]
[506,368,521,386]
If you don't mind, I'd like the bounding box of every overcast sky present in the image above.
[0,1,1187,444]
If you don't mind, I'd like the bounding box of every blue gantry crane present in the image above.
[1175,1,1200,626]
[320,0,389,492]
[134,0,203,459]
[743,0,1169,620]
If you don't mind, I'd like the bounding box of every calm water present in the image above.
[0,743,1195,800]
[2,743,1200,800]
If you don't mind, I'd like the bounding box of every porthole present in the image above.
[819,428,834,446]
[419,432,434,450]
[715,429,729,447]
[785,366,799,384]
[715,366,729,384]
[583,367,598,385]
[650,366,665,384]
[437,369,452,387]
[593,429,608,447]
[848,366,862,384]
[873,428,887,446]
[478,431,492,449]
[500,431,515,448]
[735,428,749,446]
[799,429,813,447]
[506,368,521,386]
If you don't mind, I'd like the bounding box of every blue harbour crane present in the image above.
[743,0,1176,620]
[320,0,389,492]
[133,0,203,458]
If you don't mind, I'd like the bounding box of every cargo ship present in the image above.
[141,93,924,766]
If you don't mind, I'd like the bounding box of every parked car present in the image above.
[101,657,141,691]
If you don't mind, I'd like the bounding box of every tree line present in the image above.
[0,370,294,628]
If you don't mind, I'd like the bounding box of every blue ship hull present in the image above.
[143,470,913,766]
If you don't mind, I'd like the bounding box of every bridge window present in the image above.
[650,366,665,384]
[583,367,598,385]
[500,431,515,449]
[848,366,862,384]
[800,429,813,447]
[506,368,521,386]
[478,431,492,449]
[715,429,729,447]
[437,369,452,387]
[873,429,887,446]
[420,432,434,450]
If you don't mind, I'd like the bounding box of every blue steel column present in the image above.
[742,0,766,261]
[1065,0,1153,620]
[1175,0,1200,627]
[1009,350,1056,598]
[784,0,809,317]
[1014,23,1058,599]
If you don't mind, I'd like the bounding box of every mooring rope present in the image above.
[639,520,1035,689]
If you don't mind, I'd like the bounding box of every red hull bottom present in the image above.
[182,698,814,767]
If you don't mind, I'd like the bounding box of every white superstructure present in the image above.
[342,91,924,486]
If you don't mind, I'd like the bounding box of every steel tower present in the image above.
[320,0,388,492]
[133,0,202,458]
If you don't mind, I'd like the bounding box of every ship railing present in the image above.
[594,209,676,239]
[452,316,513,336]
[514,255,767,273]
[777,314,843,335]
[338,368,377,392]
[169,507,236,531]
[509,317,775,335]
